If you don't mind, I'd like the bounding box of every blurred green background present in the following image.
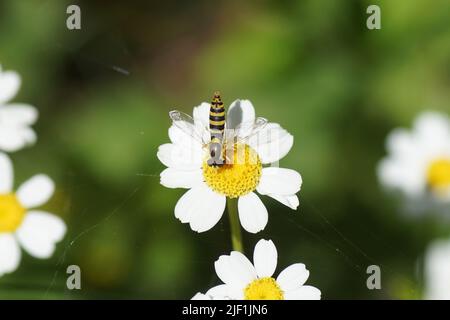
[0,0,449,299]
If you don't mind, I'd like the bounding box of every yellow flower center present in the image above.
[244,277,284,300]
[0,193,26,232]
[427,158,450,192]
[202,144,262,198]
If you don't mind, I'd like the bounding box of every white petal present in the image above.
[193,285,237,300]
[214,251,256,288]
[0,69,20,104]
[0,104,38,125]
[168,123,205,148]
[227,99,256,130]
[193,103,213,144]
[257,168,302,196]
[157,143,202,170]
[284,285,321,300]
[160,168,203,189]
[224,285,246,300]
[20,127,37,145]
[193,102,210,128]
[238,192,268,233]
[0,152,13,193]
[16,211,66,259]
[266,193,299,210]
[377,157,425,197]
[174,184,226,232]
[17,174,54,209]
[425,238,450,299]
[385,128,417,158]
[0,233,21,277]
[206,284,230,300]
[253,239,277,278]
[191,292,211,300]
[414,112,450,142]
[157,143,178,167]
[250,123,294,164]
[0,126,36,152]
[168,124,192,145]
[229,251,257,282]
[0,127,22,152]
[415,113,450,157]
[276,263,310,292]
[214,256,238,285]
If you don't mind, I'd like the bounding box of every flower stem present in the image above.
[226,197,243,253]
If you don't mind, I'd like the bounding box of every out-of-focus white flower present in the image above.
[194,239,321,300]
[0,153,66,277]
[0,65,38,152]
[424,238,450,300]
[378,112,450,203]
[158,98,301,233]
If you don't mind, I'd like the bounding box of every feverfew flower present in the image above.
[378,112,450,203]
[424,238,450,300]
[158,99,301,233]
[0,153,66,277]
[0,65,38,152]
[193,239,321,300]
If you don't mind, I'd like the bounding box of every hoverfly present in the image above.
[169,92,268,167]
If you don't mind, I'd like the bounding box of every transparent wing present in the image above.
[224,117,268,145]
[169,110,210,145]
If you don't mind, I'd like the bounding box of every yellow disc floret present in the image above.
[244,277,284,300]
[202,143,262,198]
[427,158,450,192]
[0,193,26,232]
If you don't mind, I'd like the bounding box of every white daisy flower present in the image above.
[193,239,321,300]
[378,111,450,203]
[0,153,66,277]
[0,65,38,152]
[158,97,301,233]
[424,238,450,300]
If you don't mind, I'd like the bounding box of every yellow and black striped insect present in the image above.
[169,92,267,167]
[207,92,226,166]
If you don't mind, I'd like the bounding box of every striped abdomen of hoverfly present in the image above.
[207,92,225,166]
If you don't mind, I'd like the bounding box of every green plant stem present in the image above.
[226,197,243,253]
